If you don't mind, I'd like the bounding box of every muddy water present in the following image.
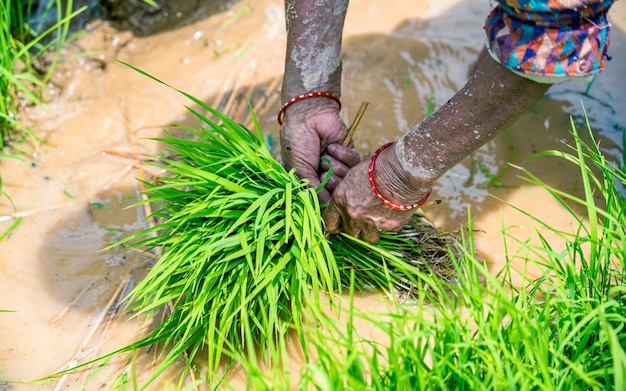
[0,0,624,389]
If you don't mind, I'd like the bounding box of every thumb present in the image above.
[292,161,333,203]
[322,197,342,234]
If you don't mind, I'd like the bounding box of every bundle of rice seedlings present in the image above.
[60,67,460,388]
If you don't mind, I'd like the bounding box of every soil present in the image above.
[0,0,624,389]
[103,0,240,36]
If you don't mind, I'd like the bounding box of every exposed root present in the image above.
[392,214,476,303]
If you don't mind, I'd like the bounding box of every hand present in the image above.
[318,143,361,193]
[280,98,360,202]
[322,144,433,243]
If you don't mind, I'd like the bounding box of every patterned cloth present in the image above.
[485,0,615,81]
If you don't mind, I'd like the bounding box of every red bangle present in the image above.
[277,92,341,125]
[368,142,432,211]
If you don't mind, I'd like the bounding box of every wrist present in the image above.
[395,129,443,185]
[372,143,433,207]
[279,91,341,126]
[281,82,341,103]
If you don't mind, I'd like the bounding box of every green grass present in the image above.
[0,0,86,149]
[38,66,623,389]
[0,217,23,242]
[0,1,85,223]
[278,110,626,390]
[43,67,440,389]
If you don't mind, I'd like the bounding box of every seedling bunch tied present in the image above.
[127,100,335,378]
[119,68,439,384]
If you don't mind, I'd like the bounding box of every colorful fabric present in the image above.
[484,0,614,80]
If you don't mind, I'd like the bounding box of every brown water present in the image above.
[0,0,624,389]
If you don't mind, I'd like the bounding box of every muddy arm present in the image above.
[322,0,613,242]
[389,52,552,193]
[280,0,358,203]
[323,55,551,242]
[281,0,349,100]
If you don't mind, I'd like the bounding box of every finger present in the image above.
[288,160,329,202]
[390,223,405,232]
[317,187,331,204]
[343,221,361,238]
[279,131,324,191]
[305,174,330,203]
[319,173,341,192]
[319,156,331,171]
[326,144,361,168]
[296,165,322,189]
[322,198,342,234]
[360,227,382,243]
[320,155,351,178]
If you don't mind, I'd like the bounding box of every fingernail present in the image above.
[325,175,339,191]
[318,192,330,204]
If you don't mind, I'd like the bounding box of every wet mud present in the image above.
[0,0,624,388]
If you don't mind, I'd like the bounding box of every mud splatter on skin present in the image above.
[396,129,443,181]
[284,0,347,91]
[1,0,623,387]
[292,35,341,91]
[393,55,550,191]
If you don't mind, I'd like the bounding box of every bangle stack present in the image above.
[277,92,341,125]
[368,142,432,211]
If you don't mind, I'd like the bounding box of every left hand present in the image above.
[322,144,434,243]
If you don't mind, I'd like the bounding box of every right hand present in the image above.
[280,98,360,203]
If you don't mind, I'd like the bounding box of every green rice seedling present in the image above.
[219,3,254,30]
[404,71,413,87]
[0,173,16,210]
[0,0,85,147]
[286,109,626,390]
[0,159,21,240]
[46,66,455,389]
[0,217,22,242]
[0,1,85,226]
[119,112,341,386]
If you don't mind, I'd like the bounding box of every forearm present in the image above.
[390,0,614,193]
[282,0,349,100]
[396,54,550,186]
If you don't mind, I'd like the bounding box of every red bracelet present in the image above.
[368,142,432,211]
[277,92,341,125]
